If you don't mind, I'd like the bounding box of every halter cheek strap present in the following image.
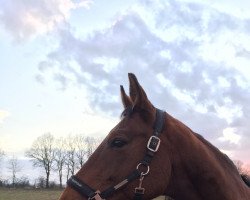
[67,108,166,200]
[133,109,165,200]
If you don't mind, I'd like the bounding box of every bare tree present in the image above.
[65,135,77,181]
[54,137,66,188]
[65,159,71,182]
[26,133,55,188]
[63,135,99,181]
[75,135,87,168]
[85,136,98,159]
[74,135,99,169]
[8,155,22,188]
[234,160,249,175]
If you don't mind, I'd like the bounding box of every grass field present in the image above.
[0,188,171,200]
[0,188,63,200]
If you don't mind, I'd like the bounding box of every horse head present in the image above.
[59,73,172,200]
[59,73,250,200]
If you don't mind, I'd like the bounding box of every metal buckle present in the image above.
[147,136,161,152]
[135,187,145,194]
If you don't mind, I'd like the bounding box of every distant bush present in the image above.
[49,181,61,189]
[33,177,61,189]
[0,179,10,188]
[34,176,46,189]
[15,176,30,188]
[0,176,31,188]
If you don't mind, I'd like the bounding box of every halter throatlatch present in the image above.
[67,108,165,200]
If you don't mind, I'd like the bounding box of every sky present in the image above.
[0,0,250,179]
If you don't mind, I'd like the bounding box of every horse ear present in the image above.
[120,85,132,108]
[128,73,154,112]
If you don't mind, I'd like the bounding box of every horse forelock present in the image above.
[120,106,134,119]
[120,105,156,124]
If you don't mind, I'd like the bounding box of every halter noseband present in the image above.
[67,108,166,200]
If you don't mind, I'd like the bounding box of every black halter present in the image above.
[67,108,166,200]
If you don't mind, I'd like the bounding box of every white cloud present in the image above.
[35,0,250,163]
[219,128,241,144]
[38,1,250,117]
[94,57,120,73]
[0,109,10,124]
[0,0,92,41]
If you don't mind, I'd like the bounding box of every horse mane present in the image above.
[192,132,250,188]
[192,132,240,174]
[241,175,250,187]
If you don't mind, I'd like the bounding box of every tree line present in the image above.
[0,133,100,189]
[0,135,250,189]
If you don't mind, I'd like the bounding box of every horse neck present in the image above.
[163,114,249,200]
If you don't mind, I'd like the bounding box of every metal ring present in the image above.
[136,163,150,176]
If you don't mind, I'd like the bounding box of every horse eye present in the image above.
[111,139,127,148]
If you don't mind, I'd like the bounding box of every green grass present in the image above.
[0,188,172,200]
[0,188,63,200]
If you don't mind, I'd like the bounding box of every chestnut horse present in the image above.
[59,73,250,200]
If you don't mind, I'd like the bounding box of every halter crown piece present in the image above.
[67,108,166,200]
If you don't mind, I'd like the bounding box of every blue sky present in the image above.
[1,0,250,178]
